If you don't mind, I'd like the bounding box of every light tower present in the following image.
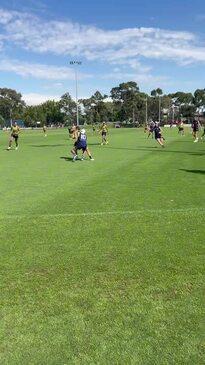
[70,61,82,126]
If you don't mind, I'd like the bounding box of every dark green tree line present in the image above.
[1,85,205,127]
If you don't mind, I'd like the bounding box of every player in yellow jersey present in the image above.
[99,121,108,145]
[69,123,77,139]
[43,125,47,137]
[7,122,20,150]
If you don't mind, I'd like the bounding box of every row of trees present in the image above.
[0,84,205,127]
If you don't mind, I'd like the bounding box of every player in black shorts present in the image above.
[99,122,108,145]
[71,128,94,161]
[191,119,199,142]
[178,120,185,136]
[153,122,165,147]
[7,122,20,150]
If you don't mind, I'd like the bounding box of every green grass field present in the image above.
[0,127,204,364]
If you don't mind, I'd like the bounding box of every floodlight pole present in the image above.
[70,61,82,126]
[145,98,148,124]
[172,105,175,124]
[10,108,12,127]
[159,96,161,124]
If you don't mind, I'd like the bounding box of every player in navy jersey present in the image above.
[153,122,165,147]
[192,119,200,142]
[71,128,94,161]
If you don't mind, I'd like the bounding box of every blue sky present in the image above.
[0,0,205,104]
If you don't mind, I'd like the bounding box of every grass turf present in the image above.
[0,127,204,364]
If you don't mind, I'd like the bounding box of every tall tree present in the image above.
[23,105,46,127]
[59,93,76,125]
[168,92,195,120]
[110,82,141,122]
[0,88,25,121]
[42,100,64,125]
[193,89,205,110]
[80,91,109,124]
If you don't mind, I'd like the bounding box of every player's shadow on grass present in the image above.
[180,169,205,175]
[105,146,149,151]
[174,140,194,143]
[149,149,205,156]
[31,144,66,147]
[60,156,73,162]
[87,142,101,146]
[106,146,205,156]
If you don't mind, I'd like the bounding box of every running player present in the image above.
[178,120,185,136]
[71,128,94,161]
[7,122,20,150]
[153,122,165,147]
[99,122,108,145]
[43,125,47,137]
[191,119,199,142]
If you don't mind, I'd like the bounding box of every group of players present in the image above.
[6,121,109,162]
[145,119,205,145]
[6,118,204,160]
[68,122,108,161]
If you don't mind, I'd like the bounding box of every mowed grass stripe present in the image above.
[0,206,205,219]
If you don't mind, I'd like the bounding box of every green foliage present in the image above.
[193,89,205,108]
[0,88,25,122]
[59,92,76,125]
[23,105,46,127]
[110,82,147,123]
[80,91,111,124]
[0,114,5,127]
[1,85,205,127]
[151,88,163,97]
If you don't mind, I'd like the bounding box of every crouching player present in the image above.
[71,128,94,161]
[154,122,165,147]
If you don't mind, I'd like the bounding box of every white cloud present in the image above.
[43,82,64,89]
[22,92,60,105]
[0,9,13,24]
[102,70,168,86]
[0,7,204,66]
[0,7,205,91]
[0,58,90,80]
